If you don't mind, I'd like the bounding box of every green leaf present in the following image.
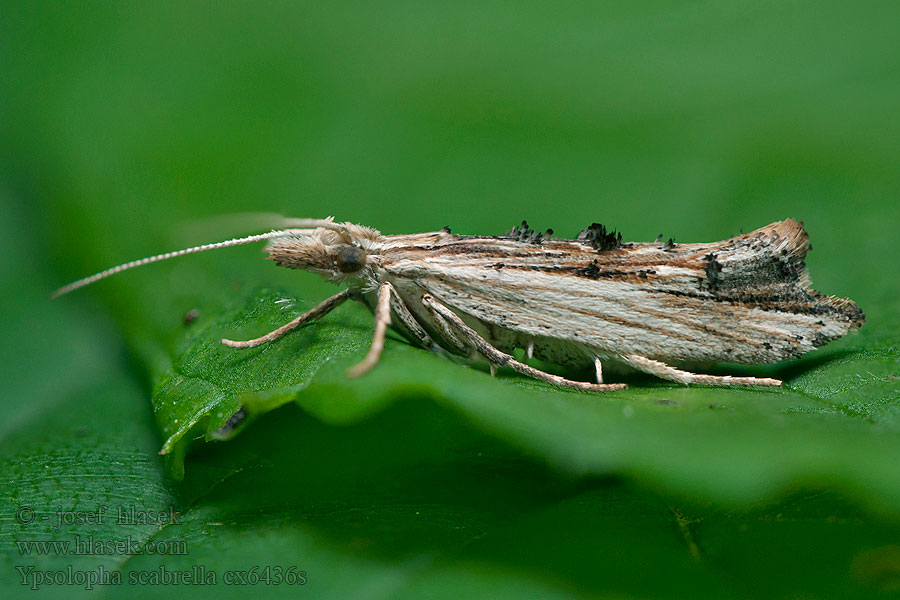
[122,282,900,518]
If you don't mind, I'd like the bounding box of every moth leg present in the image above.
[422,295,626,393]
[622,354,782,387]
[386,285,446,355]
[427,301,471,355]
[221,289,350,349]
[346,282,392,378]
[594,357,603,384]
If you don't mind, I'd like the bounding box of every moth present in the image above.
[53,217,864,392]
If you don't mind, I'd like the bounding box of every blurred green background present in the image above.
[2,1,900,598]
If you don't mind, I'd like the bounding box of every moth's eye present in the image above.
[335,245,367,273]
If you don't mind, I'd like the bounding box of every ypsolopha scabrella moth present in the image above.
[54,218,864,392]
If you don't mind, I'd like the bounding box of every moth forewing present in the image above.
[379,219,863,386]
[53,217,864,391]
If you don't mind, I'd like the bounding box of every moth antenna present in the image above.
[282,216,347,233]
[174,213,333,239]
[51,230,299,300]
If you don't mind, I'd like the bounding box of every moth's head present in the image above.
[265,221,382,283]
